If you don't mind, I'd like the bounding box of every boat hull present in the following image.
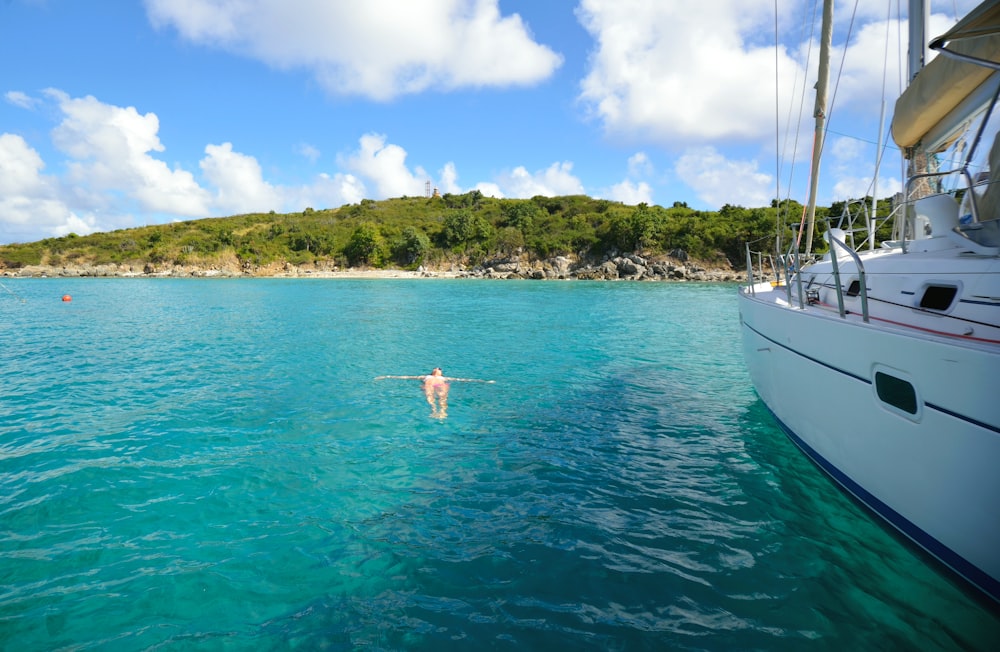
[738,282,1000,605]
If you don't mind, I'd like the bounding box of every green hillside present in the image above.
[0,192,853,273]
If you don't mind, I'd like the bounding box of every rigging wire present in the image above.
[819,0,862,165]
[774,0,781,247]
[854,0,899,228]
[0,279,26,303]
[794,0,864,252]
[897,0,908,208]
[792,0,823,250]
[776,0,820,255]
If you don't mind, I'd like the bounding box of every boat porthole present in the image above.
[873,368,921,419]
[918,284,958,312]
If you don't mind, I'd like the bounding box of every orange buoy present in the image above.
[61,294,72,302]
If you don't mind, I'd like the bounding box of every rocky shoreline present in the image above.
[2,253,744,282]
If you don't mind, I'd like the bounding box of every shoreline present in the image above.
[1,265,744,282]
[1,254,745,283]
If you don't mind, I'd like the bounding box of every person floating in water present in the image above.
[375,368,495,418]
[422,367,449,417]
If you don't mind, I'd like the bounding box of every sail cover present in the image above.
[891,0,1000,150]
[930,0,1000,46]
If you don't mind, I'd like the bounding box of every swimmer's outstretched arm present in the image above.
[374,375,495,383]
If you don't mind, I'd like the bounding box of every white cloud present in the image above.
[571,2,968,208]
[829,135,867,163]
[474,182,504,198]
[438,162,462,194]
[4,91,37,110]
[287,172,367,210]
[577,0,800,144]
[0,91,389,243]
[297,143,320,164]
[832,174,901,202]
[58,212,100,238]
[0,133,96,242]
[144,0,563,101]
[0,133,48,196]
[46,89,212,217]
[496,161,585,198]
[335,136,588,202]
[675,146,772,207]
[200,142,282,214]
[341,133,429,198]
[607,180,652,205]
[627,151,652,178]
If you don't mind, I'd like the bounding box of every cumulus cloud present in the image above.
[0,133,94,242]
[0,92,406,243]
[602,151,654,204]
[573,2,956,146]
[675,146,772,207]
[295,172,367,208]
[47,89,213,217]
[572,2,965,206]
[627,152,652,178]
[337,137,587,201]
[0,85,653,246]
[430,160,587,200]
[199,143,283,215]
[577,0,800,144]
[474,182,504,198]
[341,133,429,198]
[495,161,586,198]
[831,174,901,202]
[144,0,563,100]
[607,180,652,205]
[438,162,463,194]
[0,133,48,197]
[830,132,901,200]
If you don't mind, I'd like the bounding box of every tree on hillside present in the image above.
[606,203,656,252]
[344,222,384,266]
[500,200,541,233]
[440,210,493,252]
[394,227,431,266]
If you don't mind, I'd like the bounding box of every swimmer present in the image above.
[375,368,495,418]
[422,367,449,417]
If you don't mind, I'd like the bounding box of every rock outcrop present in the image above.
[2,253,742,282]
[467,253,741,282]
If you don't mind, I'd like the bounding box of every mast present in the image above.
[804,0,834,255]
[905,0,932,209]
[908,0,928,83]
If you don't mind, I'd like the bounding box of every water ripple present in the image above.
[0,280,996,650]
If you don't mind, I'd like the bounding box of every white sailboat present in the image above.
[739,0,1000,605]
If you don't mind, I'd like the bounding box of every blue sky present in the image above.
[0,0,979,244]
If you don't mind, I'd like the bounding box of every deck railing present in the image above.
[745,225,869,323]
[825,227,870,322]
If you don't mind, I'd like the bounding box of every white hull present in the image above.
[739,245,1000,604]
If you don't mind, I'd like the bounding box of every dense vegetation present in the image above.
[0,192,891,272]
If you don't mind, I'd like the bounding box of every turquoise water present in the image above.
[1,279,996,650]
